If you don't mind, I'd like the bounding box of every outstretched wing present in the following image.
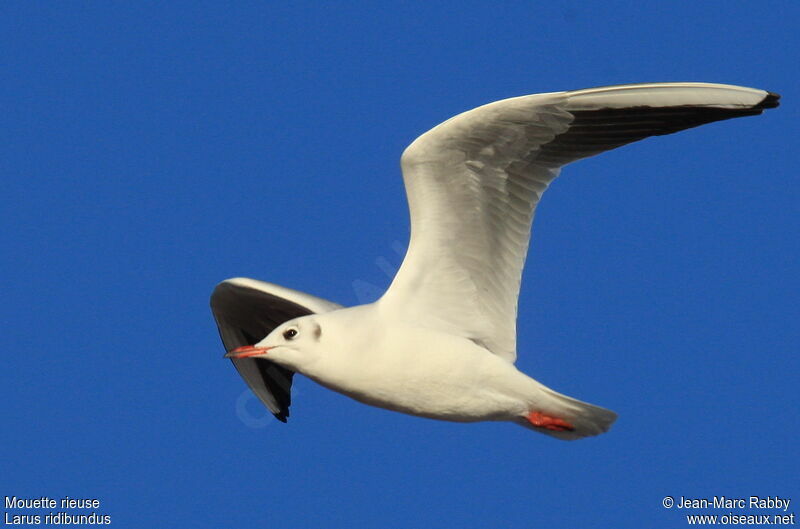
[210,277,342,422]
[380,83,779,362]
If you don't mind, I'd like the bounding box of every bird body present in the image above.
[233,302,616,439]
[211,82,779,440]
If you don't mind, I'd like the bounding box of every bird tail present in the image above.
[515,384,618,441]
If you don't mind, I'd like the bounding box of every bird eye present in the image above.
[283,328,298,340]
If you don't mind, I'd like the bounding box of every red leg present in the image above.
[527,411,575,432]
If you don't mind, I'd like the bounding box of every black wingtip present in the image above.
[275,411,289,423]
[758,91,781,110]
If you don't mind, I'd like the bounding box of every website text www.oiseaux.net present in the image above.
[663,495,794,526]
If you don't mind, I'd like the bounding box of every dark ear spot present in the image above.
[313,323,322,340]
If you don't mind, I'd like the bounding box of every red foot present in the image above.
[527,411,575,432]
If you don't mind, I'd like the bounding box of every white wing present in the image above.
[380,83,778,362]
[210,277,342,421]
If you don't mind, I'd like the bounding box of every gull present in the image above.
[211,82,778,440]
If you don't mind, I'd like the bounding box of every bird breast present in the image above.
[304,322,528,421]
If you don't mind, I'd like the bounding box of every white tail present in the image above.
[517,385,618,441]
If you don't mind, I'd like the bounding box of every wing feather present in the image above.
[380,83,778,362]
[210,277,342,422]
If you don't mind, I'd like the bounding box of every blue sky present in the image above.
[2,3,797,528]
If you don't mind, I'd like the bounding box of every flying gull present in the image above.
[211,82,778,439]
